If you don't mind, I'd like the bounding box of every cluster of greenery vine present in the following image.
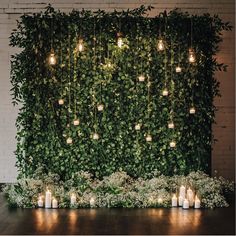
[10,5,232,180]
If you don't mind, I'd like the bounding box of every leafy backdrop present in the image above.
[10,6,231,180]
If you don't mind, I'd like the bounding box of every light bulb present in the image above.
[77,39,84,52]
[73,119,80,126]
[138,75,145,82]
[157,39,165,51]
[170,141,176,148]
[58,98,64,105]
[97,104,104,111]
[162,88,168,96]
[189,107,196,114]
[158,198,163,204]
[107,62,112,68]
[117,37,123,48]
[92,132,99,140]
[189,49,196,63]
[146,134,152,142]
[66,137,73,144]
[48,51,56,65]
[176,66,182,73]
[135,123,141,130]
[168,122,174,129]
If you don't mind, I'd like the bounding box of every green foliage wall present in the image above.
[10,6,232,180]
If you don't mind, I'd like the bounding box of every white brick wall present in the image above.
[0,0,234,182]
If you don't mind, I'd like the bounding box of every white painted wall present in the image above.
[0,0,234,182]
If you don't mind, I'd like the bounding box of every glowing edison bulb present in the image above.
[117,32,123,48]
[117,37,123,48]
[189,107,196,114]
[168,122,174,129]
[157,39,165,51]
[58,98,64,105]
[77,39,84,52]
[66,137,73,144]
[97,104,104,111]
[48,51,56,65]
[92,132,99,140]
[146,134,152,142]
[176,66,182,73]
[189,49,196,63]
[138,75,145,82]
[170,141,176,148]
[73,119,80,126]
[135,123,141,131]
[158,198,163,204]
[162,88,169,96]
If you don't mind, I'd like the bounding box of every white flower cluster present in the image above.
[3,170,234,209]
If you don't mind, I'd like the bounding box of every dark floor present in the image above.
[0,194,235,235]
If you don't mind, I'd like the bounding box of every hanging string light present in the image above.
[176,46,182,73]
[169,42,176,148]
[189,106,196,114]
[97,17,104,112]
[189,17,196,63]
[117,17,123,48]
[75,20,84,53]
[157,16,165,51]
[48,17,56,65]
[146,76,152,142]
[73,45,80,126]
[58,22,64,105]
[162,42,168,96]
[135,123,141,131]
[91,17,99,140]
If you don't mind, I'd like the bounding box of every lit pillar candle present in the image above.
[183,198,189,209]
[172,194,178,207]
[70,193,76,205]
[45,189,52,208]
[52,198,58,208]
[178,196,184,206]
[90,197,96,208]
[194,196,201,209]
[179,185,186,199]
[187,187,194,207]
[37,196,43,208]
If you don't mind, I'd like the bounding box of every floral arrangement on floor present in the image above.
[3,168,234,209]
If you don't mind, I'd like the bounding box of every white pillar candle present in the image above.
[179,185,186,199]
[187,188,194,207]
[37,196,43,208]
[194,196,201,209]
[70,193,77,205]
[52,198,58,208]
[178,196,184,206]
[90,197,96,208]
[45,189,52,208]
[183,198,189,209]
[172,194,178,207]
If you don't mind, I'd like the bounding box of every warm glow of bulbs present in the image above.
[168,122,174,129]
[138,75,145,82]
[158,198,163,204]
[117,37,123,48]
[73,119,80,126]
[146,134,152,142]
[92,132,99,140]
[66,137,73,144]
[157,39,165,51]
[135,123,141,130]
[97,104,104,111]
[189,107,196,114]
[77,39,84,52]
[58,99,64,105]
[176,66,182,73]
[189,49,196,63]
[48,52,56,65]
[162,88,168,96]
[170,141,176,148]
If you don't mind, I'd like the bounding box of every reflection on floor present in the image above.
[0,194,235,235]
